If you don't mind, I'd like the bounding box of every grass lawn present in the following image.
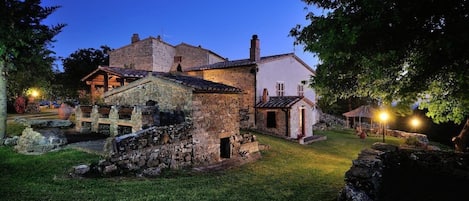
[0,129,405,201]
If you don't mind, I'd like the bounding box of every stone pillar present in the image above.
[91,105,99,133]
[131,106,142,132]
[74,105,82,132]
[109,106,119,136]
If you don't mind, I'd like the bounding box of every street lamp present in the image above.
[379,111,389,143]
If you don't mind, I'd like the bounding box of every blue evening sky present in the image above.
[41,0,320,72]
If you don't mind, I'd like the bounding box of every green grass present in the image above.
[6,122,26,136]
[0,129,405,201]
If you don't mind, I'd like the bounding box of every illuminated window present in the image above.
[276,82,285,96]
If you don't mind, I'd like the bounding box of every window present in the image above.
[174,56,182,63]
[276,82,285,96]
[267,111,276,128]
[298,84,304,96]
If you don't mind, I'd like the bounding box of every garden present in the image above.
[0,128,410,201]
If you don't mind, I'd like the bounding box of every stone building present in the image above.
[255,96,315,143]
[110,34,226,72]
[81,34,319,143]
[185,35,319,136]
[101,73,248,165]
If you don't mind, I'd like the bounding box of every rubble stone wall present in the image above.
[191,93,241,166]
[103,78,193,112]
[109,37,175,72]
[338,143,469,201]
[187,66,256,129]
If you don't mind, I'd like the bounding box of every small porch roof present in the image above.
[255,96,313,109]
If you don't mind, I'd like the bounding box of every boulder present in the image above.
[15,127,68,154]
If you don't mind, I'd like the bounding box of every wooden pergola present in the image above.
[81,66,149,104]
[342,105,377,129]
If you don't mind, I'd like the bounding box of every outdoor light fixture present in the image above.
[31,89,39,98]
[410,117,420,132]
[379,111,389,143]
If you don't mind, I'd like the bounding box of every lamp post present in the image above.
[379,111,389,143]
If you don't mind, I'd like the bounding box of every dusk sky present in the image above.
[41,0,320,72]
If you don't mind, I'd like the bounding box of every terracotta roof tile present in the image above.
[87,66,241,93]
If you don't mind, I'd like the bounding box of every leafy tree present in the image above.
[0,0,64,138]
[291,0,469,150]
[60,46,111,98]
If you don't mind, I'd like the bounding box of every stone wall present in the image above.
[78,121,258,177]
[255,109,288,138]
[103,77,193,113]
[187,66,256,129]
[191,93,241,166]
[172,44,224,72]
[338,143,469,201]
[109,37,175,72]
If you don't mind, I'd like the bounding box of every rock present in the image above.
[4,136,19,146]
[14,118,73,128]
[142,167,162,177]
[14,127,68,154]
[73,164,91,175]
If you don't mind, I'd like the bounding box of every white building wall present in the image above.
[256,56,319,124]
[289,99,314,139]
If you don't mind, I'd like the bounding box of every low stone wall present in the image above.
[97,121,194,176]
[76,121,259,177]
[338,143,469,201]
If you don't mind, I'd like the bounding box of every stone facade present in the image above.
[256,109,288,138]
[110,36,174,72]
[191,93,241,165]
[255,97,314,143]
[187,66,257,129]
[103,75,193,112]
[109,35,225,73]
[74,73,260,176]
[171,43,225,72]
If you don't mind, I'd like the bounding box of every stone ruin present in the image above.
[338,143,469,201]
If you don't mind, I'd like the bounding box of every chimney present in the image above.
[262,88,269,103]
[250,34,260,62]
[131,33,140,44]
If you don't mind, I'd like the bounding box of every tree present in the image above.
[291,0,469,151]
[0,0,64,139]
[60,46,111,98]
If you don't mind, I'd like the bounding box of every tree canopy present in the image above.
[0,0,64,138]
[59,46,111,98]
[291,0,469,124]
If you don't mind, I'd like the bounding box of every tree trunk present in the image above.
[0,60,7,139]
[452,118,469,152]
